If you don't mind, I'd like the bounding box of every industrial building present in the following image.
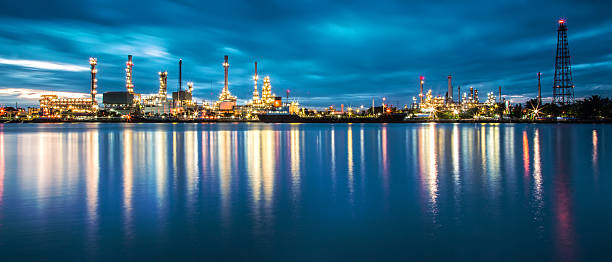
[102,55,141,114]
[39,95,95,116]
[38,57,98,115]
[102,91,136,115]
[142,71,171,115]
[215,55,237,114]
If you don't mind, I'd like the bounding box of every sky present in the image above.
[0,0,611,107]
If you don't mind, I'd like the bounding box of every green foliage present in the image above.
[436,110,456,119]
[574,95,611,119]
[459,107,479,119]
[510,104,523,118]
[520,95,612,119]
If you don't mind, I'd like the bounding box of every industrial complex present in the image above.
[2,19,608,123]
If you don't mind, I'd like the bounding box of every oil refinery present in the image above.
[1,19,606,123]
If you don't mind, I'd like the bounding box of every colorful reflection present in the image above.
[418,124,439,218]
[123,128,133,239]
[0,128,4,212]
[0,123,606,260]
[523,130,530,177]
[592,129,598,173]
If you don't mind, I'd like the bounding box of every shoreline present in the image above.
[2,118,611,124]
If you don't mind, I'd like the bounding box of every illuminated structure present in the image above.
[553,19,574,105]
[159,71,168,98]
[125,55,134,94]
[39,95,94,116]
[458,86,461,103]
[251,61,262,107]
[177,81,195,107]
[215,55,237,111]
[89,57,98,110]
[456,86,481,109]
[260,75,277,107]
[419,76,425,104]
[288,101,300,114]
[447,75,453,104]
[537,72,542,105]
[485,92,497,106]
[141,71,171,115]
[102,55,139,114]
[419,90,445,113]
[175,59,183,108]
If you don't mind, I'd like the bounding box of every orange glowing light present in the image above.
[559,19,565,24]
[523,130,530,176]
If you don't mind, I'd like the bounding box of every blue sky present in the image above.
[0,0,611,107]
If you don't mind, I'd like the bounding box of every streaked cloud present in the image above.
[0,57,89,72]
[0,88,92,105]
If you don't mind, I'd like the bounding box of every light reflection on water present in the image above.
[0,123,609,260]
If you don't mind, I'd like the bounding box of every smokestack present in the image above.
[223,55,229,93]
[537,72,542,105]
[372,98,375,114]
[89,57,97,109]
[419,76,424,104]
[470,87,474,100]
[254,61,258,92]
[126,55,134,94]
[498,86,502,102]
[179,59,182,92]
[447,75,453,104]
[252,61,259,102]
[458,86,461,103]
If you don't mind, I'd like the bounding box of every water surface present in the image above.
[0,123,609,261]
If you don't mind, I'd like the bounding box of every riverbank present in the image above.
[2,118,611,124]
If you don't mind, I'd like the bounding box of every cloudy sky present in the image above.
[0,0,610,107]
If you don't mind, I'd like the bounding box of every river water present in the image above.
[0,123,609,261]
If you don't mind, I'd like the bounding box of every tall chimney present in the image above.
[419,76,424,104]
[89,57,97,109]
[458,86,461,103]
[470,86,474,100]
[179,59,182,93]
[498,86,502,102]
[447,75,453,104]
[252,61,259,102]
[223,55,229,93]
[537,72,542,105]
[126,55,134,94]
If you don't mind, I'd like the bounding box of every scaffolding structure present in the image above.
[552,20,574,105]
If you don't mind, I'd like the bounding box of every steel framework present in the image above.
[552,20,574,105]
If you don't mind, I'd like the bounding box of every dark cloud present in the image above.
[0,0,610,106]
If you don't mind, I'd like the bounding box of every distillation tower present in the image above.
[447,75,453,104]
[125,55,134,94]
[89,57,97,110]
[159,71,168,99]
[419,76,424,104]
[251,61,262,107]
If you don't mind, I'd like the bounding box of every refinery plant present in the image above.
[29,53,299,122]
[2,19,611,123]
